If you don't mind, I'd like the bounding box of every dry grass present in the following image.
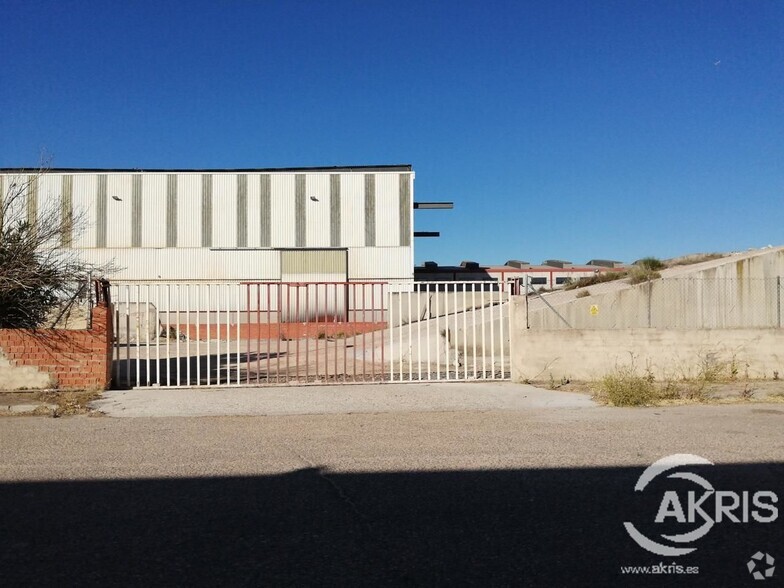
[563,272,627,290]
[593,366,658,406]
[34,388,103,416]
[591,353,783,407]
[666,253,725,267]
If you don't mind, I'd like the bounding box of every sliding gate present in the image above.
[111,281,511,388]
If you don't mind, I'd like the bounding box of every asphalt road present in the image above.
[1,397,783,586]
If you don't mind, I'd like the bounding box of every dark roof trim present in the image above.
[0,164,412,173]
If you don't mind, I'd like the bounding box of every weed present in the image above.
[740,384,755,400]
[564,272,627,290]
[635,257,666,271]
[575,290,591,298]
[697,352,724,383]
[35,388,103,416]
[627,266,662,285]
[595,365,658,407]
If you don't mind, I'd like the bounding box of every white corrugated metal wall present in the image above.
[0,168,414,283]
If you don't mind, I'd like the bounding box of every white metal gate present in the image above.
[110,281,511,388]
[387,281,512,382]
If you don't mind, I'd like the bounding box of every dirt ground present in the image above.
[0,389,103,416]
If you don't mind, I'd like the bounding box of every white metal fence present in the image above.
[110,280,511,388]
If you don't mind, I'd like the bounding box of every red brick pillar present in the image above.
[90,303,114,390]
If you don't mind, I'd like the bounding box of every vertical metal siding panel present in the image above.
[131,175,142,247]
[374,173,399,246]
[176,174,201,247]
[141,174,167,247]
[106,174,133,247]
[82,248,282,281]
[347,246,411,280]
[166,174,178,247]
[295,173,306,247]
[339,174,364,247]
[236,174,248,247]
[399,173,411,246]
[201,174,212,247]
[305,173,330,247]
[364,174,375,246]
[61,175,73,247]
[259,174,271,247]
[71,174,97,248]
[246,174,261,247]
[37,174,59,247]
[270,174,295,247]
[330,174,340,247]
[26,175,38,229]
[211,174,237,247]
[95,174,107,247]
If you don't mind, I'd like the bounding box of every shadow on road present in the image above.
[1,463,781,586]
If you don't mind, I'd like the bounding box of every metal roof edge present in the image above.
[0,164,413,173]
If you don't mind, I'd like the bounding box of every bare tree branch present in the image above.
[0,162,117,328]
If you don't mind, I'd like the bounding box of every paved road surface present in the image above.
[1,386,783,586]
[92,382,595,417]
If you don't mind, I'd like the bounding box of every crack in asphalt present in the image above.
[285,444,371,524]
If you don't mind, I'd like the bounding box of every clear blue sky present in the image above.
[2,1,782,265]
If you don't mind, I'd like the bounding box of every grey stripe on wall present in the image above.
[295,174,306,247]
[330,174,341,247]
[96,174,107,248]
[364,174,375,246]
[61,175,73,248]
[399,173,411,246]
[131,175,142,247]
[27,175,39,228]
[201,174,212,247]
[166,174,177,247]
[259,174,271,247]
[236,175,248,247]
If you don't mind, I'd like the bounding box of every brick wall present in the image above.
[0,304,114,390]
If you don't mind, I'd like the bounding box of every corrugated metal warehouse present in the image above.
[0,165,414,285]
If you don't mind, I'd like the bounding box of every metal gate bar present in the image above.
[387,281,511,382]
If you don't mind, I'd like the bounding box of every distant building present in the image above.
[414,259,627,289]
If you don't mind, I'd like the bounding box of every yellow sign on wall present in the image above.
[590,305,599,316]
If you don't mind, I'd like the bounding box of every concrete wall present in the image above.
[0,305,113,390]
[526,249,784,330]
[510,297,784,381]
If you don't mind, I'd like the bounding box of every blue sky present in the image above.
[2,1,782,265]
